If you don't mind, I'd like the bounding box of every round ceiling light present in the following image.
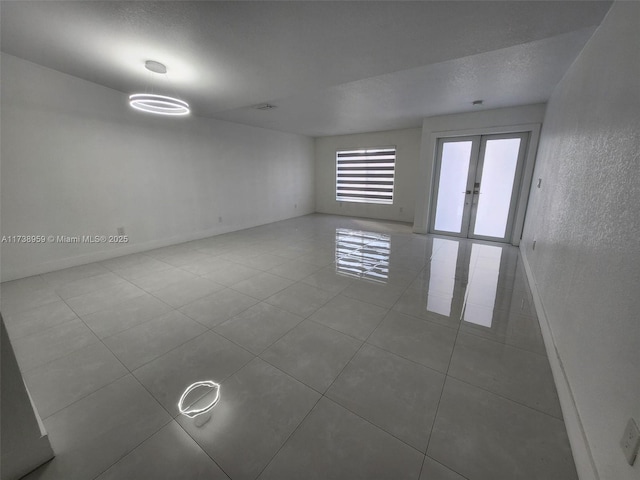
[145,60,167,74]
[129,60,190,116]
[129,93,190,116]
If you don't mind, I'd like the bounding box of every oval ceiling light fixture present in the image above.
[129,60,190,116]
[129,93,190,116]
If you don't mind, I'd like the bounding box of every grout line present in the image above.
[212,301,305,356]
[455,326,550,359]
[320,394,427,456]
[443,373,565,421]
[4,216,553,480]
[5,312,78,342]
[422,454,473,480]
[423,252,467,455]
[417,454,428,480]
[15,303,102,374]
[252,392,324,479]
[173,419,235,479]
[34,365,130,421]
[361,339,446,377]
[54,294,173,416]
[87,411,173,480]
[51,285,247,428]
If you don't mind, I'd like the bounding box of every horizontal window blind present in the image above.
[336,147,396,205]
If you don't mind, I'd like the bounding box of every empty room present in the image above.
[1,1,638,480]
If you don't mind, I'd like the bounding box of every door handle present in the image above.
[463,190,472,194]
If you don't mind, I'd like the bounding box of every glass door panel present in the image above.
[432,138,478,236]
[471,138,522,239]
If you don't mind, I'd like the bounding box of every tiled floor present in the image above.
[0,214,577,480]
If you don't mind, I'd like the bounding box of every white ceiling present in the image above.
[0,1,611,137]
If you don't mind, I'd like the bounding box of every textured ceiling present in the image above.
[0,1,611,136]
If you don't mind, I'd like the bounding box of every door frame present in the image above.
[419,123,541,246]
[429,132,529,243]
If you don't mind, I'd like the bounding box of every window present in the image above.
[336,147,396,205]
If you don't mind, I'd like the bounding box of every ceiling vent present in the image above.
[252,103,277,111]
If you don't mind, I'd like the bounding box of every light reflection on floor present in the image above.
[423,237,506,328]
[3,215,566,480]
[426,238,460,317]
[178,380,221,419]
[333,229,510,328]
[463,244,503,327]
[335,229,390,283]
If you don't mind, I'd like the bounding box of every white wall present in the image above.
[413,104,546,240]
[0,54,315,281]
[315,128,421,223]
[520,3,640,480]
[1,316,54,480]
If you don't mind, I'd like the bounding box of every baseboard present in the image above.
[519,246,600,480]
[315,208,415,225]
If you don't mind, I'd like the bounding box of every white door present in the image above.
[430,133,528,242]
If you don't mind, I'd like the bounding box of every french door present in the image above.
[429,133,528,243]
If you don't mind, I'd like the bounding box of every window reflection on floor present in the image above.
[424,238,503,328]
[335,229,390,283]
[427,238,460,316]
[462,244,503,327]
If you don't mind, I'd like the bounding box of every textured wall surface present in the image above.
[521,3,640,479]
[315,128,421,223]
[0,54,315,281]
